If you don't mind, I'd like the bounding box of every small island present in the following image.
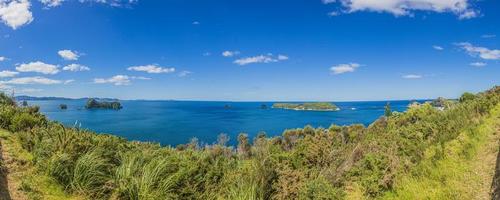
[59,104,67,110]
[272,102,339,111]
[85,98,122,110]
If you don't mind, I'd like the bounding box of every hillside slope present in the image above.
[380,104,500,199]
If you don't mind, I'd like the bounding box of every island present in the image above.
[59,104,67,110]
[272,102,339,111]
[85,98,122,110]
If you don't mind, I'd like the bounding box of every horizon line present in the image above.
[14,95,441,103]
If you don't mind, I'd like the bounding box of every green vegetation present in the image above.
[429,97,457,109]
[384,102,392,117]
[0,87,498,199]
[85,98,122,110]
[382,104,500,199]
[0,129,83,200]
[272,102,339,111]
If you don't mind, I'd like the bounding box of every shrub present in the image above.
[299,176,345,200]
[0,92,15,106]
[9,112,43,132]
[459,92,476,103]
[0,105,16,129]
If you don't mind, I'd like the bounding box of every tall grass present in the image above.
[71,150,111,197]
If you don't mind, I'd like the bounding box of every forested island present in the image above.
[272,102,339,111]
[85,98,123,110]
[0,87,498,199]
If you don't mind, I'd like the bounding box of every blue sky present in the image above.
[0,0,498,101]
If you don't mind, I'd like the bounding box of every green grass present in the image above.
[381,104,500,200]
[0,128,83,200]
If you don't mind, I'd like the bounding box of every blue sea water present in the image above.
[27,100,420,146]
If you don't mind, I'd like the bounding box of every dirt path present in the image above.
[0,131,28,200]
[491,124,500,200]
[0,140,13,200]
[472,119,500,200]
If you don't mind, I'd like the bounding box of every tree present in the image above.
[384,102,392,117]
[459,92,476,103]
[237,133,251,158]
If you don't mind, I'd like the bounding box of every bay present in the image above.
[27,100,422,146]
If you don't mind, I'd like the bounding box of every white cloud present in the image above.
[402,74,423,79]
[470,62,486,67]
[481,34,496,39]
[16,61,59,74]
[0,56,6,61]
[58,49,79,60]
[79,0,138,7]
[64,79,74,84]
[94,75,131,86]
[0,0,33,29]
[277,54,289,60]
[130,76,151,80]
[63,64,90,72]
[330,63,360,75]
[234,55,276,66]
[40,0,64,7]
[234,54,288,66]
[0,83,12,90]
[42,0,136,7]
[222,51,240,57]
[323,0,478,19]
[456,42,500,60]
[178,70,192,77]
[2,76,62,84]
[0,70,19,77]
[433,45,444,50]
[328,11,340,16]
[127,64,175,74]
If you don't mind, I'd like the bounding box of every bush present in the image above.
[459,92,476,103]
[0,92,15,106]
[9,112,43,132]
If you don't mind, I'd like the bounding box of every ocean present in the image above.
[27,100,420,146]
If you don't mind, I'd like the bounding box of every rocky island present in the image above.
[85,98,123,110]
[272,102,339,111]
